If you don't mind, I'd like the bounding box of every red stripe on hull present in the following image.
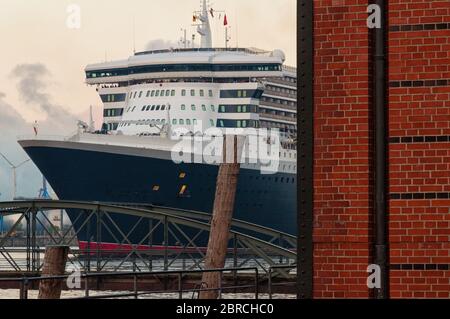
[78,241,207,254]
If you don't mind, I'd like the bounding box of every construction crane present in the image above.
[38,176,51,199]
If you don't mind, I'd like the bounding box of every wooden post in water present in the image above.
[200,135,242,299]
[38,245,69,299]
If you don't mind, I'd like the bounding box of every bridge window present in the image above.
[100,93,127,103]
[186,119,191,125]
[209,90,213,97]
[103,108,124,117]
[200,89,204,97]
[155,90,160,97]
[217,104,259,114]
[220,89,264,99]
[202,105,207,111]
[191,90,195,97]
[151,90,155,97]
[182,89,186,96]
[156,105,161,111]
[172,119,177,125]
[146,105,151,111]
[181,104,186,111]
[160,90,165,97]
[146,90,150,97]
[171,90,176,96]
[217,119,259,128]
[151,105,156,111]
[165,90,170,96]
[179,119,185,125]
[191,104,196,111]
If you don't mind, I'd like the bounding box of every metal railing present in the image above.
[0,266,260,300]
[268,265,297,299]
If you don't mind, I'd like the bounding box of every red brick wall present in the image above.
[387,0,450,299]
[313,0,450,298]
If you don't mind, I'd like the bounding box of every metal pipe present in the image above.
[374,0,388,299]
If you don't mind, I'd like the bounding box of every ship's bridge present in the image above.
[85,48,285,85]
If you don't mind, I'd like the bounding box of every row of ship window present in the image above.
[102,89,263,104]
[119,119,168,127]
[260,120,297,133]
[104,105,293,119]
[123,104,259,114]
[129,89,215,99]
[118,119,215,127]
[86,63,282,78]
[283,77,297,84]
[117,119,259,129]
[259,107,297,118]
[266,85,297,95]
[261,96,297,107]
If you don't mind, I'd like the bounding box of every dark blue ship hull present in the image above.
[21,142,296,250]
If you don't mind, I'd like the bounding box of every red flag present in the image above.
[224,14,228,26]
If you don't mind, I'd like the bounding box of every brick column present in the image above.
[313,0,373,298]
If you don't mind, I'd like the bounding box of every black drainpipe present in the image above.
[374,0,388,299]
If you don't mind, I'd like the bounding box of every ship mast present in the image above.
[196,0,212,48]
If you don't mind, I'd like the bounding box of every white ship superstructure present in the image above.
[86,48,294,138]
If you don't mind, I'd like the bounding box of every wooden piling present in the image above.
[200,135,242,299]
[38,246,69,299]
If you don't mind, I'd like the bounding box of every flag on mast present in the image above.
[210,8,214,18]
[224,14,228,26]
[193,15,197,22]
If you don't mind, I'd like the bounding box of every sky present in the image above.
[0,0,296,200]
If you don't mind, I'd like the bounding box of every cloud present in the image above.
[0,92,28,133]
[145,39,179,51]
[10,63,78,134]
[0,63,80,201]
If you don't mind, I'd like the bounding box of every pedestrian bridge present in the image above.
[0,200,296,278]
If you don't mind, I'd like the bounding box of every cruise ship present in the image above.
[19,1,297,250]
